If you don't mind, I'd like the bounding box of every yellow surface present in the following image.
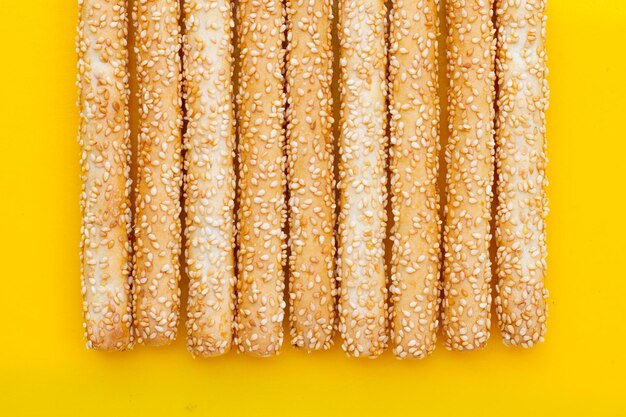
[1,0,625,416]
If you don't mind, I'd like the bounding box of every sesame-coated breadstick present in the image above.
[285,0,336,351]
[235,0,287,356]
[494,0,549,348]
[182,0,237,356]
[77,0,133,351]
[133,0,183,346]
[388,0,442,359]
[442,0,496,351]
[337,0,388,358]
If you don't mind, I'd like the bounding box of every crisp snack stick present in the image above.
[234,0,288,356]
[389,0,442,359]
[133,0,184,346]
[285,0,337,351]
[494,0,549,348]
[337,0,389,358]
[77,0,133,351]
[442,0,497,351]
[182,0,237,356]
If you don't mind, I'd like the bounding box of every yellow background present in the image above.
[1,0,625,415]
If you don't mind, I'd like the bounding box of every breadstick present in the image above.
[182,0,236,356]
[285,0,336,351]
[337,0,388,358]
[442,0,496,351]
[494,0,549,348]
[388,0,442,359]
[77,0,133,351]
[235,0,287,356]
[133,0,183,346]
